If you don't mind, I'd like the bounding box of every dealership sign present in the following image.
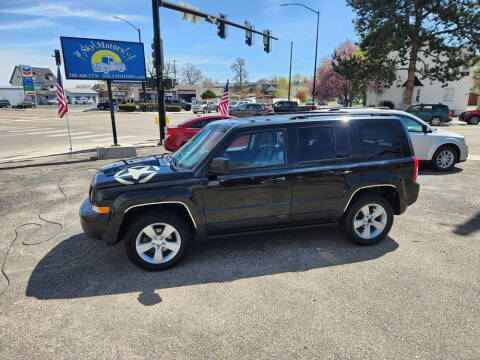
[21,65,35,96]
[60,37,146,81]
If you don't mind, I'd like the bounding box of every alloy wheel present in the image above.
[135,223,181,264]
[353,204,387,240]
[436,150,454,169]
[431,117,442,126]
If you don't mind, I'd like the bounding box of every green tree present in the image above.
[274,77,289,98]
[347,0,480,106]
[201,90,216,99]
[474,62,480,91]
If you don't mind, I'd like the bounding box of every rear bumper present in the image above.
[405,182,420,207]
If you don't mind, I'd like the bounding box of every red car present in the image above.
[459,109,480,125]
[164,114,235,151]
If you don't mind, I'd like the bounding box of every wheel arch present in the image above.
[344,185,402,216]
[117,202,196,244]
[431,142,460,162]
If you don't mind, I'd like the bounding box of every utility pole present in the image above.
[173,59,178,85]
[288,41,293,101]
[152,0,166,144]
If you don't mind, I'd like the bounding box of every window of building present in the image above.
[415,88,421,102]
[443,88,454,102]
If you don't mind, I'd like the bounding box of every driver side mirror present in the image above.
[209,157,230,175]
[422,124,432,133]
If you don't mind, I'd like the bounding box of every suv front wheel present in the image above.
[343,195,394,245]
[430,116,443,126]
[431,145,456,171]
[125,211,191,270]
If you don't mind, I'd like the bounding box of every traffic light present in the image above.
[54,49,61,65]
[217,14,227,39]
[245,21,253,46]
[163,78,174,89]
[151,42,157,67]
[263,30,272,53]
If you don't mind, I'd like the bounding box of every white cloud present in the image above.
[0,19,54,31]
[0,3,146,23]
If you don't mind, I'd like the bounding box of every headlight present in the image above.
[91,205,110,213]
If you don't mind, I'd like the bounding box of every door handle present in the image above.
[261,176,287,184]
[334,170,352,176]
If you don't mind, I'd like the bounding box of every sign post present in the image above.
[60,36,146,146]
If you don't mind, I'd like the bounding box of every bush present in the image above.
[138,103,157,112]
[378,100,394,109]
[201,90,217,99]
[166,105,181,112]
[118,103,137,112]
[15,103,34,109]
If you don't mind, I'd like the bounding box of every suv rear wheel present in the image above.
[125,211,191,270]
[431,145,456,171]
[430,116,443,126]
[343,195,394,245]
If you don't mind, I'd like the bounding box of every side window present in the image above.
[409,105,421,112]
[222,130,286,169]
[422,105,433,111]
[334,126,349,158]
[359,124,401,158]
[400,116,423,132]
[298,126,334,161]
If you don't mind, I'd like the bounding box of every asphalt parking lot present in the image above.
[0,121,479,359]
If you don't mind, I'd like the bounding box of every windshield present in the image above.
[171,125,228,169]
[196,101,206,105]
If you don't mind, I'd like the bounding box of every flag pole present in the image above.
[65,112,72,155]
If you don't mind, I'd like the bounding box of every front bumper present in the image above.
[458,143,469,162]
[80,198,107,241]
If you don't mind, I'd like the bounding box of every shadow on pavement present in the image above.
[453,211,480,236]
[419,167,463,176]
[26,227,398,305]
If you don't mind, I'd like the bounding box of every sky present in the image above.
[0,0,357,87]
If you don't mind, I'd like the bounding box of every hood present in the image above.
[430,128,464,140]
[93,155,193,189]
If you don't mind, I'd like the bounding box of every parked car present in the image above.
[192,101,216,114]
[164,114,235,151]
[406,103,452,126]
[165,99,192,111]
[318,107,468,171]
[459,109,480,125]
[74,97,90,105]
[273,100,315,113]
[0,99,11,108]
[228,101,246,111]
[80,113,420,270]
[229,103,274,117]
[97,100,116,110]
[47,99,58,105]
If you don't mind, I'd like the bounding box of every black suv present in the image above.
[165,99,191,111]
[80,115,419,270]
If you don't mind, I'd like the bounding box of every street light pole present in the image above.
[280,3,319,103]
[112,16,148,110]
[288,41,293,101]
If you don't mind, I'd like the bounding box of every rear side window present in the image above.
[298,125,349,162]
[359,124,401,158]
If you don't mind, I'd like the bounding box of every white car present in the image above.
[320,108,468,171]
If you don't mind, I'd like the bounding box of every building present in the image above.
[0,86,24,106]
[367,61,474,115]
[9,66,57,104]
[65,87,99,104]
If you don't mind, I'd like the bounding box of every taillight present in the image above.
[265,107,269,114]
[309,107,312,111]
[413,156,419,182]
[448,112,452,117]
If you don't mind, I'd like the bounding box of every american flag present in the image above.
[56,65,68,118]
[218,79,229,115]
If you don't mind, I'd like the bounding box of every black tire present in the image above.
[342,194,394,245]
[468,116,479,125]
[124,211,192,271]
[431,145,457,172]
[430,116,443,126]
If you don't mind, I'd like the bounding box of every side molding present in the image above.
[124,201,198,228]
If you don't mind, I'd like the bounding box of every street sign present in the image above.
[60,37,146,81]
[20,65,35,96]
[179,2,201,24]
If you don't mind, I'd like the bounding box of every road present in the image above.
[0,106,196,162]
[0,119,479,358]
